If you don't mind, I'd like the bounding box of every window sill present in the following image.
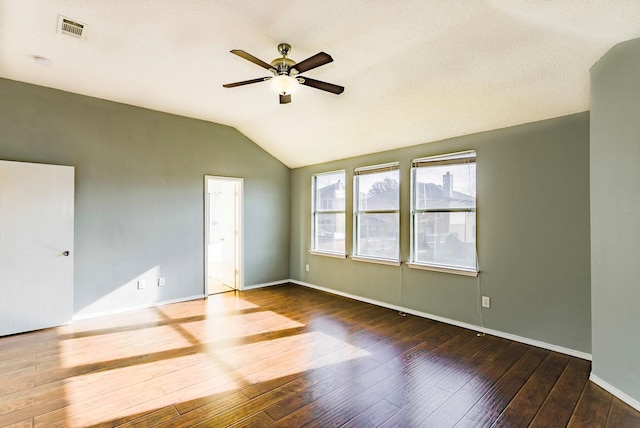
[308,250,347,259]
[407,263,478,277]
[350,255,401,266]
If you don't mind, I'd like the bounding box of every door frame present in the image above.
[204,175,244,294]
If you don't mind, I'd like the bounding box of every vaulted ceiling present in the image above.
[1,1,639,168]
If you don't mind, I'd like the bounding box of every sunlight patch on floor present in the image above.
[52,354,242,427]
[55,295,372,426]
[157,294,260,319]
[58,324,193,368]
[178,310,305,344]
[212,330,372,385]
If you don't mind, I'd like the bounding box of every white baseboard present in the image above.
[242,279,290,290]
[590,374,640,413]
[290,279,592,361]
[73,294,206,320]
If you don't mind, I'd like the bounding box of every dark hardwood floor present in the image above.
[1,284,639,427]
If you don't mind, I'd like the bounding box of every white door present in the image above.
[205,176,242,294]
[0,160,74,336]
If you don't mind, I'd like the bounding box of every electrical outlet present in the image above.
[137,280,146,290]
[481,296,491,308]
[158,277,165,287]
[305,264,310,272]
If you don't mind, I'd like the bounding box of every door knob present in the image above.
[62,251,70,256]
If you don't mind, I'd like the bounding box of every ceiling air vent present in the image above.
[57,15,86,39]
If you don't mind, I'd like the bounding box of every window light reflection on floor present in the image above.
[55,296,371,426]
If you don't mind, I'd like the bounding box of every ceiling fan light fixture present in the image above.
[271,74,299,95]
[223,43,343,103]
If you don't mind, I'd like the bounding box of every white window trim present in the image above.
[353,161,399,174]
[407,262,478,277]
[350,255,401,266]
[308,249,348,259]
[311,169,346,256]
[412,150,476,166]
[353,162,400,263]
[410,150,477,274]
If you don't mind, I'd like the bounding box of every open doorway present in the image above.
[205,176,243,295]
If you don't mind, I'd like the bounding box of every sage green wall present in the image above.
[590,39,640,403]
[291,112,591,353]
[0,78,290,316]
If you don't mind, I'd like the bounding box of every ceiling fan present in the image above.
[222,43,344,104]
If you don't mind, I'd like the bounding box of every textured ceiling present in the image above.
[1,1,639,168]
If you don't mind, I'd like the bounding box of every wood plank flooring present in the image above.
[0,283,639,427]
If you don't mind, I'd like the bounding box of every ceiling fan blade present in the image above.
[292,52,333,74]
[230,50,273,70]
[300,77,344,95]
[280,94,291,104]
[222,77,269,88]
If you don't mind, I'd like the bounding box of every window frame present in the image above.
[409,150,478,276]
[310,169,347,257]
[352,162,401,265]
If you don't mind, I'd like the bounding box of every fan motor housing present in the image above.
[270,57,296,74]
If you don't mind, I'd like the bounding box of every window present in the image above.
[410,151,477,273]
[353,162,400,263]
[311,170,346,255]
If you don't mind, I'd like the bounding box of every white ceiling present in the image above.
[1,1,639,168]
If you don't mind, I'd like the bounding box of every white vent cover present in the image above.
[57,15,86,39]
